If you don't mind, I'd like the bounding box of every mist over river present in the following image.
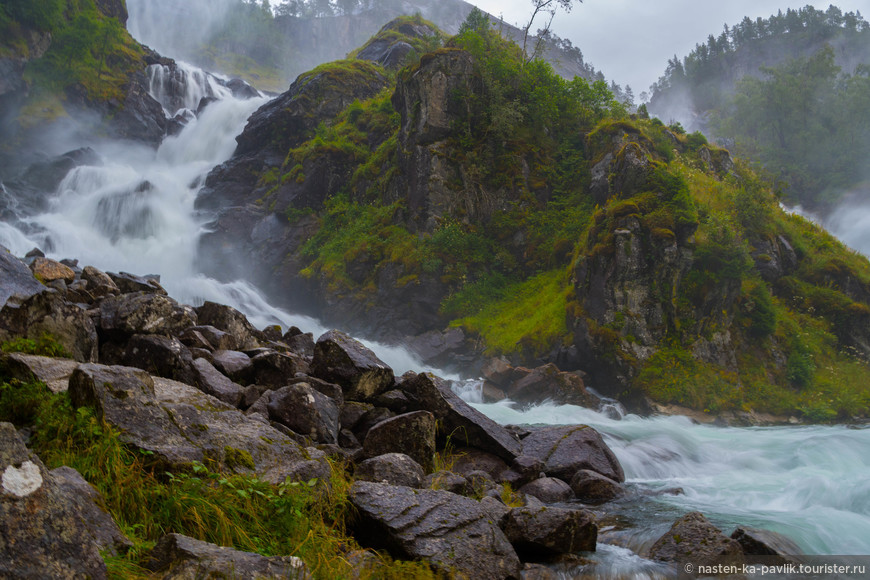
[1,32,868,571]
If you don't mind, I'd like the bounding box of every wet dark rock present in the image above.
[0,289,98,362]
[518,477,574,504]
[107,271,167,295]
[179,327,214,351]
[451,448,509,480]
[505,364,597,408]
[0,246,45,307]
[569,469,624,504]
[355,453,424,488]
[225,78,261,100]
[502,506,598,558]
[0,423,109,579]
[266,383,340,445]
[423,470,468,495]
[241,384,272,409]
[349,481,522,579]
[192,358,244,407]
[211,349,254,383]
[286,375,343,405]
[250,350,307,387]
[284,331,315,358]
[403,372,522,462]
[121,334,197,385]
[363,410,436,470]
[731,527,803,564]
[499,455,545,489]
[68,364,326,484]
[195,301,263,349]
[649,512,744,566]
[340,401,374,432]
[99,292,196,339]
[146,533,311,579]
[373,389,414,413]
[522,425,624,483]
[311,330,394,401]
[353,407,396,439]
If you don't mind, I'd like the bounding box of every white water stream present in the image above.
[1,61,868,572]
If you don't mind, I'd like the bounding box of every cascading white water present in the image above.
[147,62,233,117]
[1,53,868,573]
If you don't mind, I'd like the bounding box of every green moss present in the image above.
[223,446,255,471]
[1,333,71,358]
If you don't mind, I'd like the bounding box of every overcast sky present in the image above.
[469,0,868,94]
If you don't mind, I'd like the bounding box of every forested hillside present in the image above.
[648,5,870,209]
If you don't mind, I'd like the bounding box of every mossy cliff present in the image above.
[198,16,870,420]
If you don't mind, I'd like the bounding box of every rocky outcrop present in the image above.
[0,423,110,579]
[349,481,522,579]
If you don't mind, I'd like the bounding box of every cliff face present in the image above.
[197,19,870,417]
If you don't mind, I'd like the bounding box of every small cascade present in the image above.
[147,61,234,117]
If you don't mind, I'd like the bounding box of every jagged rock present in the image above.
[121,334,197,385]
[569,469,623,504]
[107,271,167,295]
[195,302,262,349]
[179,328,214,352]
[0,353,78,393]
[0,423,109,579]
[424,470,468,494]
[311,330,394,401]
[0,289,98,362]
[649,512,744,566]
[355,453,424,488]
[521,425,624,483]
[403,373,521,462]
[505,364,597,408]
[284,331,315,358]
[266,383,340,444]
[186,325,239,351]
[50,466,132,556]
[731,527,803,564]
[191,358,244,407]
[250,350,306,387]
[0,245,45,307]
[68,364,327,484]
[518,477,574,504]
[29,257,75,284]
[362,410,435,470]
[211,349,254,382]
[349,481,522,579]
[99,292,196,339]
[146,533,311,579]
[81,265,120,298]
[502,506,598,558]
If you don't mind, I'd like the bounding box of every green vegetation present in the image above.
[649,6,870,208]
[0,376,436,579]
[1,333,70,358]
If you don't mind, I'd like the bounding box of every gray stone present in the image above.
[355,453,424,488]
[518,477,574,504]
[311,330,394,401]
[349,481,521,579]
[363,410,435,470]
[211,349,253,382]
[121,334,197,385]
[649,512,744,566]
[569,469,623,504]
[267,383,340,444]
[0,245,45,307]
[99,292,196,338]
[731,527,803,564]
[195,301,262,349]
[192,358,244,407]
[146,533,311,579]
[522,425,624,483]
[0,353,78,393]
[503,506,598,558]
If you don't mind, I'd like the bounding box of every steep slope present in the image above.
[198,16,870,420]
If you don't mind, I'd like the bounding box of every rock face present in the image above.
[146,533,311,579]
[649,512,744,566]
[0,423,109,579]
[349,481,522,579]
[68,364,328,484]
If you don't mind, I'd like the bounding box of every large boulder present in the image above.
[266,383,340,445]
[146,533,311,579]
[0,423,109,579]
[120,334,197,385]
[0,353,78,393]
[310,330,394,401]
[521,425,624,483]
[29,257,75,284]
[99,292,196,339]
[403,372,521,462]
[0,290,98,362]
[194,301,262,350]
[503,364,597,408]
[0,245,45,307]
[68,364,328,484]
[349,481,521,579]
[649,512,744,567]
[191,357,244,407]
[362,410,436,470]
[569,469,624,504]
[517,477,574,504]
[355,453,425,488]
[502,506,598,558]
